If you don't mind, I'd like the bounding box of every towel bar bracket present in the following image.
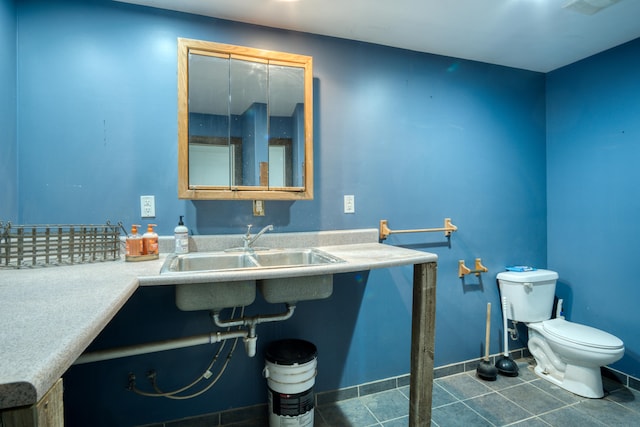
[458,258,488,278]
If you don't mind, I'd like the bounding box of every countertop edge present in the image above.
[0,382,37,410]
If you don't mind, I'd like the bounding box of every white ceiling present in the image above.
[118,0,640,73]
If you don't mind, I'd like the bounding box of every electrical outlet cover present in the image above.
[344,195,355,214]
[140,195,156,218]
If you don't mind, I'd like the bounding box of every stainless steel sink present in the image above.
[251,248,344,268]
[161,252,258,311]
[160,248,345,310]
[163,252,258,273]
[161,248,344,273]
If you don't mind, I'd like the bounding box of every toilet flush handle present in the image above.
[524,282,534,292]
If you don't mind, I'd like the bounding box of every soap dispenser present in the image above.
[174,216,189,254]
[142,224,159,256]
[125,224,143,257]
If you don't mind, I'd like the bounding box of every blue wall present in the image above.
[5,0,589,425]
[546,37,640,380]
[0,0,17,221]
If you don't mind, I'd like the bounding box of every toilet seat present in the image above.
[542,318,623,350]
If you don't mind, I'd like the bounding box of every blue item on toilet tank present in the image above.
[505,265,536,272]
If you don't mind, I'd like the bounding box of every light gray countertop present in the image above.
[0,228,436,410]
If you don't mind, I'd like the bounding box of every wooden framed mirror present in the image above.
[177,38,313,200]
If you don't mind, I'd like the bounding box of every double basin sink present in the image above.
[161,248,345,311]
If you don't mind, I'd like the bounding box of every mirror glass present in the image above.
[178,39,313,200]
[187,53,231,187]
[269,64,304,188]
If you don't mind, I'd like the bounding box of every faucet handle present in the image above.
[245,224,253,236]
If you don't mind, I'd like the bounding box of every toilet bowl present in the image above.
[527,318,624,398]
[497,269,625,398]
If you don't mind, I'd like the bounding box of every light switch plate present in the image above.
[140,195,156,218]
[344,195,355,214]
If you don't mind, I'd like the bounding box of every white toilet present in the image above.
[496,269,624,398]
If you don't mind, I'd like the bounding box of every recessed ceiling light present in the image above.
[563,0,621,15]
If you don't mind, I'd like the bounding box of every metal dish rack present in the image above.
[0,221,123,269]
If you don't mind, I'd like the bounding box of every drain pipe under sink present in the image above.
[212,304,296,357]
[74,330,248,365]
[74,304,297,364]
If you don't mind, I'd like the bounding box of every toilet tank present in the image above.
[496,269,559,322]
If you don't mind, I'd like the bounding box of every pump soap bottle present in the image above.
[174,216,189,254]
[125,224,143,260]
[142,224,159,257]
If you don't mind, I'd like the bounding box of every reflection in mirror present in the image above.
[269,64,304,188]
[232,58,268,187]
[178,38,313,200]
[188,53,231,187]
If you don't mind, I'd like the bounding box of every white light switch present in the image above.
[344,195,355,214]
[140,195,156,218]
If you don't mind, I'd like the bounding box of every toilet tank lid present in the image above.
[497,269,558,282]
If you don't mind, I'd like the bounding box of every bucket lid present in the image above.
[497,269,558,282]
[266,339,317,365]
[542,318,624,349]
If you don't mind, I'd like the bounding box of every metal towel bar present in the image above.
[379,218,457,241]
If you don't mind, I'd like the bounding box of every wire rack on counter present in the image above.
[0,221,123,269]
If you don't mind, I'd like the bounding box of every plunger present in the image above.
[495,296,519,376]
[477,302,498,381]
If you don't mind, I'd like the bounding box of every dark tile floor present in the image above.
[151,359,639,426]
[309,359,640,427]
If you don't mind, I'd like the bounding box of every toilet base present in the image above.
[533,363,604,398]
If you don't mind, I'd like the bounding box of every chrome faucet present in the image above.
[242,224,273,250]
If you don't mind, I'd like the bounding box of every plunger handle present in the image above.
[485,303,491,361]
[502,296,510,357]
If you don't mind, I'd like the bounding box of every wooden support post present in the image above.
[409,262,437,426]
[1,378,64,427]
[259,162,269,187]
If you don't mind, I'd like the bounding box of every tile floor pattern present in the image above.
[222,360,640,426]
